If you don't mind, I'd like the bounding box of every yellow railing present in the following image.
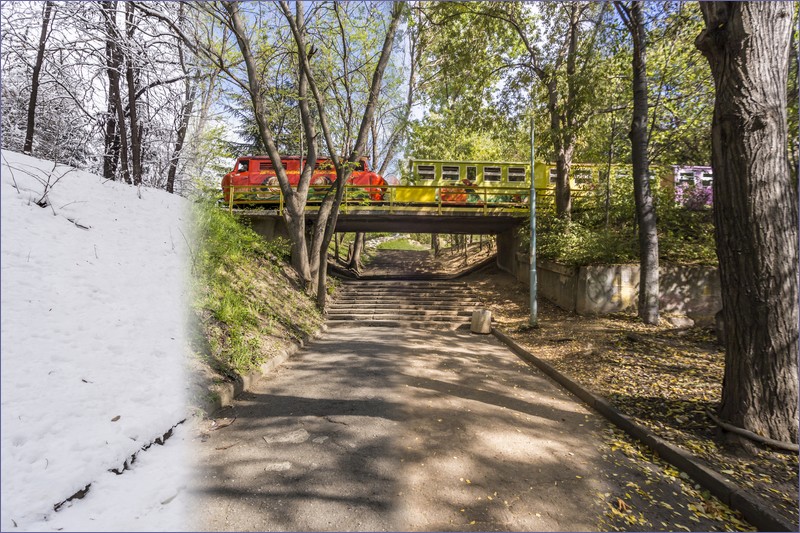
[224,183,578,215]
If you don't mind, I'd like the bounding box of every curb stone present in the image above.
[208,324,328,413]
[492,327,796,532]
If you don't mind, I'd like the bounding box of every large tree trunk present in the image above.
[696,2,799,444]
[23,1,55,155]
[628,1,659,325]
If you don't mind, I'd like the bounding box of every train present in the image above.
[221,155,388,203]
[222,155,713,208]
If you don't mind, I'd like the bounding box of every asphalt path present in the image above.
[191,326,729,531]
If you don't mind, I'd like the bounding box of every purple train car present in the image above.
[671,165,713,209]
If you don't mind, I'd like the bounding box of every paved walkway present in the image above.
[191,326,728,531]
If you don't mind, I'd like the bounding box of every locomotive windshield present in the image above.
[237,159,249,172]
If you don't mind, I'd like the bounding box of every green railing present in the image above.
[224,183,582,215]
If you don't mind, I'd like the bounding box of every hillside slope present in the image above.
[1,151,190,530]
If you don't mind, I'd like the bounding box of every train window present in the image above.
[237,160,249,172]
[677,171,695,185]
[259,161,273,171]
[508,167,526,182]
[573,169,592,185]
[466,166,477,182]
[549,168,558,184]
[417,165,435,181]
[442,166,460,181]
[484,166,501,181]
[356,160,366,171]
[700,172,713,186]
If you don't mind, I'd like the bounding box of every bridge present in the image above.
[225,183,555,234]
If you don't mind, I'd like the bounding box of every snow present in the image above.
[1,151,191,531]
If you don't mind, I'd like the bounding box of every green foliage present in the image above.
[191,190,322,376]
[529,176,716,266]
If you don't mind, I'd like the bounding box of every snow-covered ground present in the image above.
[1,151,192,531]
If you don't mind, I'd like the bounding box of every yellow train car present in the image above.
[397,159,532,204]
[396,159,612,206]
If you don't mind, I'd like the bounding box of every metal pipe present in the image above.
[530,114,538,326]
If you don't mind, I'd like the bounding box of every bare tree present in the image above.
[23,1,55,154]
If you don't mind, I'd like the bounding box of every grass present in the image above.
[191,193,323,377]
[376,237,430,251]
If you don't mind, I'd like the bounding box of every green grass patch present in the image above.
[191,192,323,377]
[376,237,430,251]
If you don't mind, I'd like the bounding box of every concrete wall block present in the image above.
[659,264,721,323]
[512,254,720,321]
[577,265,638,315]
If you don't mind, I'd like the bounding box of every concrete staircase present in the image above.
[328,280,482,329]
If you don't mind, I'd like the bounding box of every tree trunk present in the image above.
[167,21,196,195]
[23,1,54,155]
[348,232,365,271]
[616,0,659,323]
[629,1,659,325]
[102,1,131,184]
[125,2,142,186]
[102,82,119,181]
[166,78,195,194]
[432,233,440,256]
[546,78,572,219]
[223,1,313,285]
[696,2,799,444]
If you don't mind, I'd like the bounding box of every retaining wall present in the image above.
[505,254,721,324]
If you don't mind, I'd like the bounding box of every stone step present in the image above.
[338,283,470,291]
[328,303,475,312]
[326,319,465,330]
[327,308,473,318]
[326,312,466,322]
[329,297,483,309]
[340,281,468,288]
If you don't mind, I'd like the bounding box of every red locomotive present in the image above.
[222,155,387,203]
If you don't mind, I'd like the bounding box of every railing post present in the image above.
[437,185,442,214]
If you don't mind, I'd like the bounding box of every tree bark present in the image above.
[546,78,572,219]
[348,232,365,271]
[167,12,196,195]
[614,1,659,325]
[629,1,659,325]
[102,1,131,184]
[696,2,799,444]
[125,2,142,186]
[23,1,55,155]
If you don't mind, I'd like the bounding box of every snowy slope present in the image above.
[1,151,191,531]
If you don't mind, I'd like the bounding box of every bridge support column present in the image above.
[496,227,522,278]
[238,214,290,241]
